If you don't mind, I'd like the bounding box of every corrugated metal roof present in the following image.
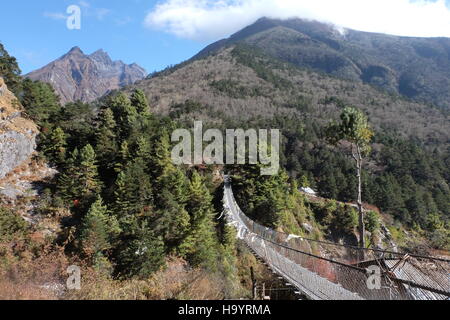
[384,259,450,300]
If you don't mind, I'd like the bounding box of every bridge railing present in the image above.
[223,179,450,300]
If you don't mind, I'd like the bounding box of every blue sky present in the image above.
[0,0,206,74]
[1,0,450,75]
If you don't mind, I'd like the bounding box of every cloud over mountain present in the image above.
[145,0,450,41]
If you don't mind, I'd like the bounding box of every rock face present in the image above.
[26,47,147,104]
[0,77,38,180]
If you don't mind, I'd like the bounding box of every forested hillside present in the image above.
[196,17,450,111]
[131,44,449,245]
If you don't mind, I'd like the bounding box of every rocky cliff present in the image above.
[0,77,38,180]
[26,47,147,104]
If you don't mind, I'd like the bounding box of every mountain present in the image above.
[125,25,450,251]
[26,47,147,104]
[130,44,449,148]
[195,17,450,111]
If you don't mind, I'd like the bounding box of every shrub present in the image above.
[365,210,381,234]
[0,207,29,242]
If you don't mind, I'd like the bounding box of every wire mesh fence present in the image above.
[223,178,450,300]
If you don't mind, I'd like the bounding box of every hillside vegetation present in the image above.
[196,17,450,111]
[130,44,449,249]
[133,45,449,146]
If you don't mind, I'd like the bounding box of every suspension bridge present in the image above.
[222,176,450,300]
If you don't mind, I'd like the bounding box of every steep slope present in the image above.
[0,77,38,180]
[195,17,450,111]
[128,44,450,249]
[129,42,449,249]
[26,47,147,104]
[130,45,449,147]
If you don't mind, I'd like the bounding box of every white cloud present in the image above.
[95,8,112,21]
[43,3,110,22]
[43,12,67,20]
[115,16,134,26]
[144,0,450,41]
[78,1,90,8]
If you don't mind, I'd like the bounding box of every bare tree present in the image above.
[326,107,374,254]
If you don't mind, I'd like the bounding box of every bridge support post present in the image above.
[251,267,258,300]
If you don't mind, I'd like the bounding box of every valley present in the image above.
[0,15,449,301]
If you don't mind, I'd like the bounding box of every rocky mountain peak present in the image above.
[64,46,84,57]
[89,49,113,64]
[26,47,147,104]
[68,46,83,53]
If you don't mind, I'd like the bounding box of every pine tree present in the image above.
[114,141,132,173]
[179,171,219,269]
[0,206,29,242]
[20,79,61,125]
[95,108,118,170]
[113,159,153,233]
[135,136,152,168]
[42,126,67,166]
[154,189,190,250]
[115,221,165,279]
[151,131,175,183]
[130,89,150,115]
[230,164,289,228]
[0,43,22,94]
[78,144,102,198]
[109,93,138,140]
[58,145,101,205]
[150,167,191,251]
[80,196,121,266]
[58,148,80,202]
[165,168,189,205]
[300,174,310,188]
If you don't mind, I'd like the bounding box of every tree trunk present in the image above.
[356,145,365,261]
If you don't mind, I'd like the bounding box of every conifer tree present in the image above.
[114,141,132,173]
[58,145,101,205]
[95,108,118,169]
[42,126,67,166]
[58,148,80,201]
[165,168,189,205]
[151,131,175,183]
[135,136,152,170]
[113,159,153,233]
[150,168,190,251]
[179,171,219,269]
[80,196,121,267]
[0,43,22,94]
[154,189,190,250]
[230,164,289,227]
[78,144,102,198]
[109,93,138,140]
[115,221,165,279]
[130,89,150,115]
[20,79,61,125]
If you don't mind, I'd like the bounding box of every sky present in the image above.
[1,0,450,75]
